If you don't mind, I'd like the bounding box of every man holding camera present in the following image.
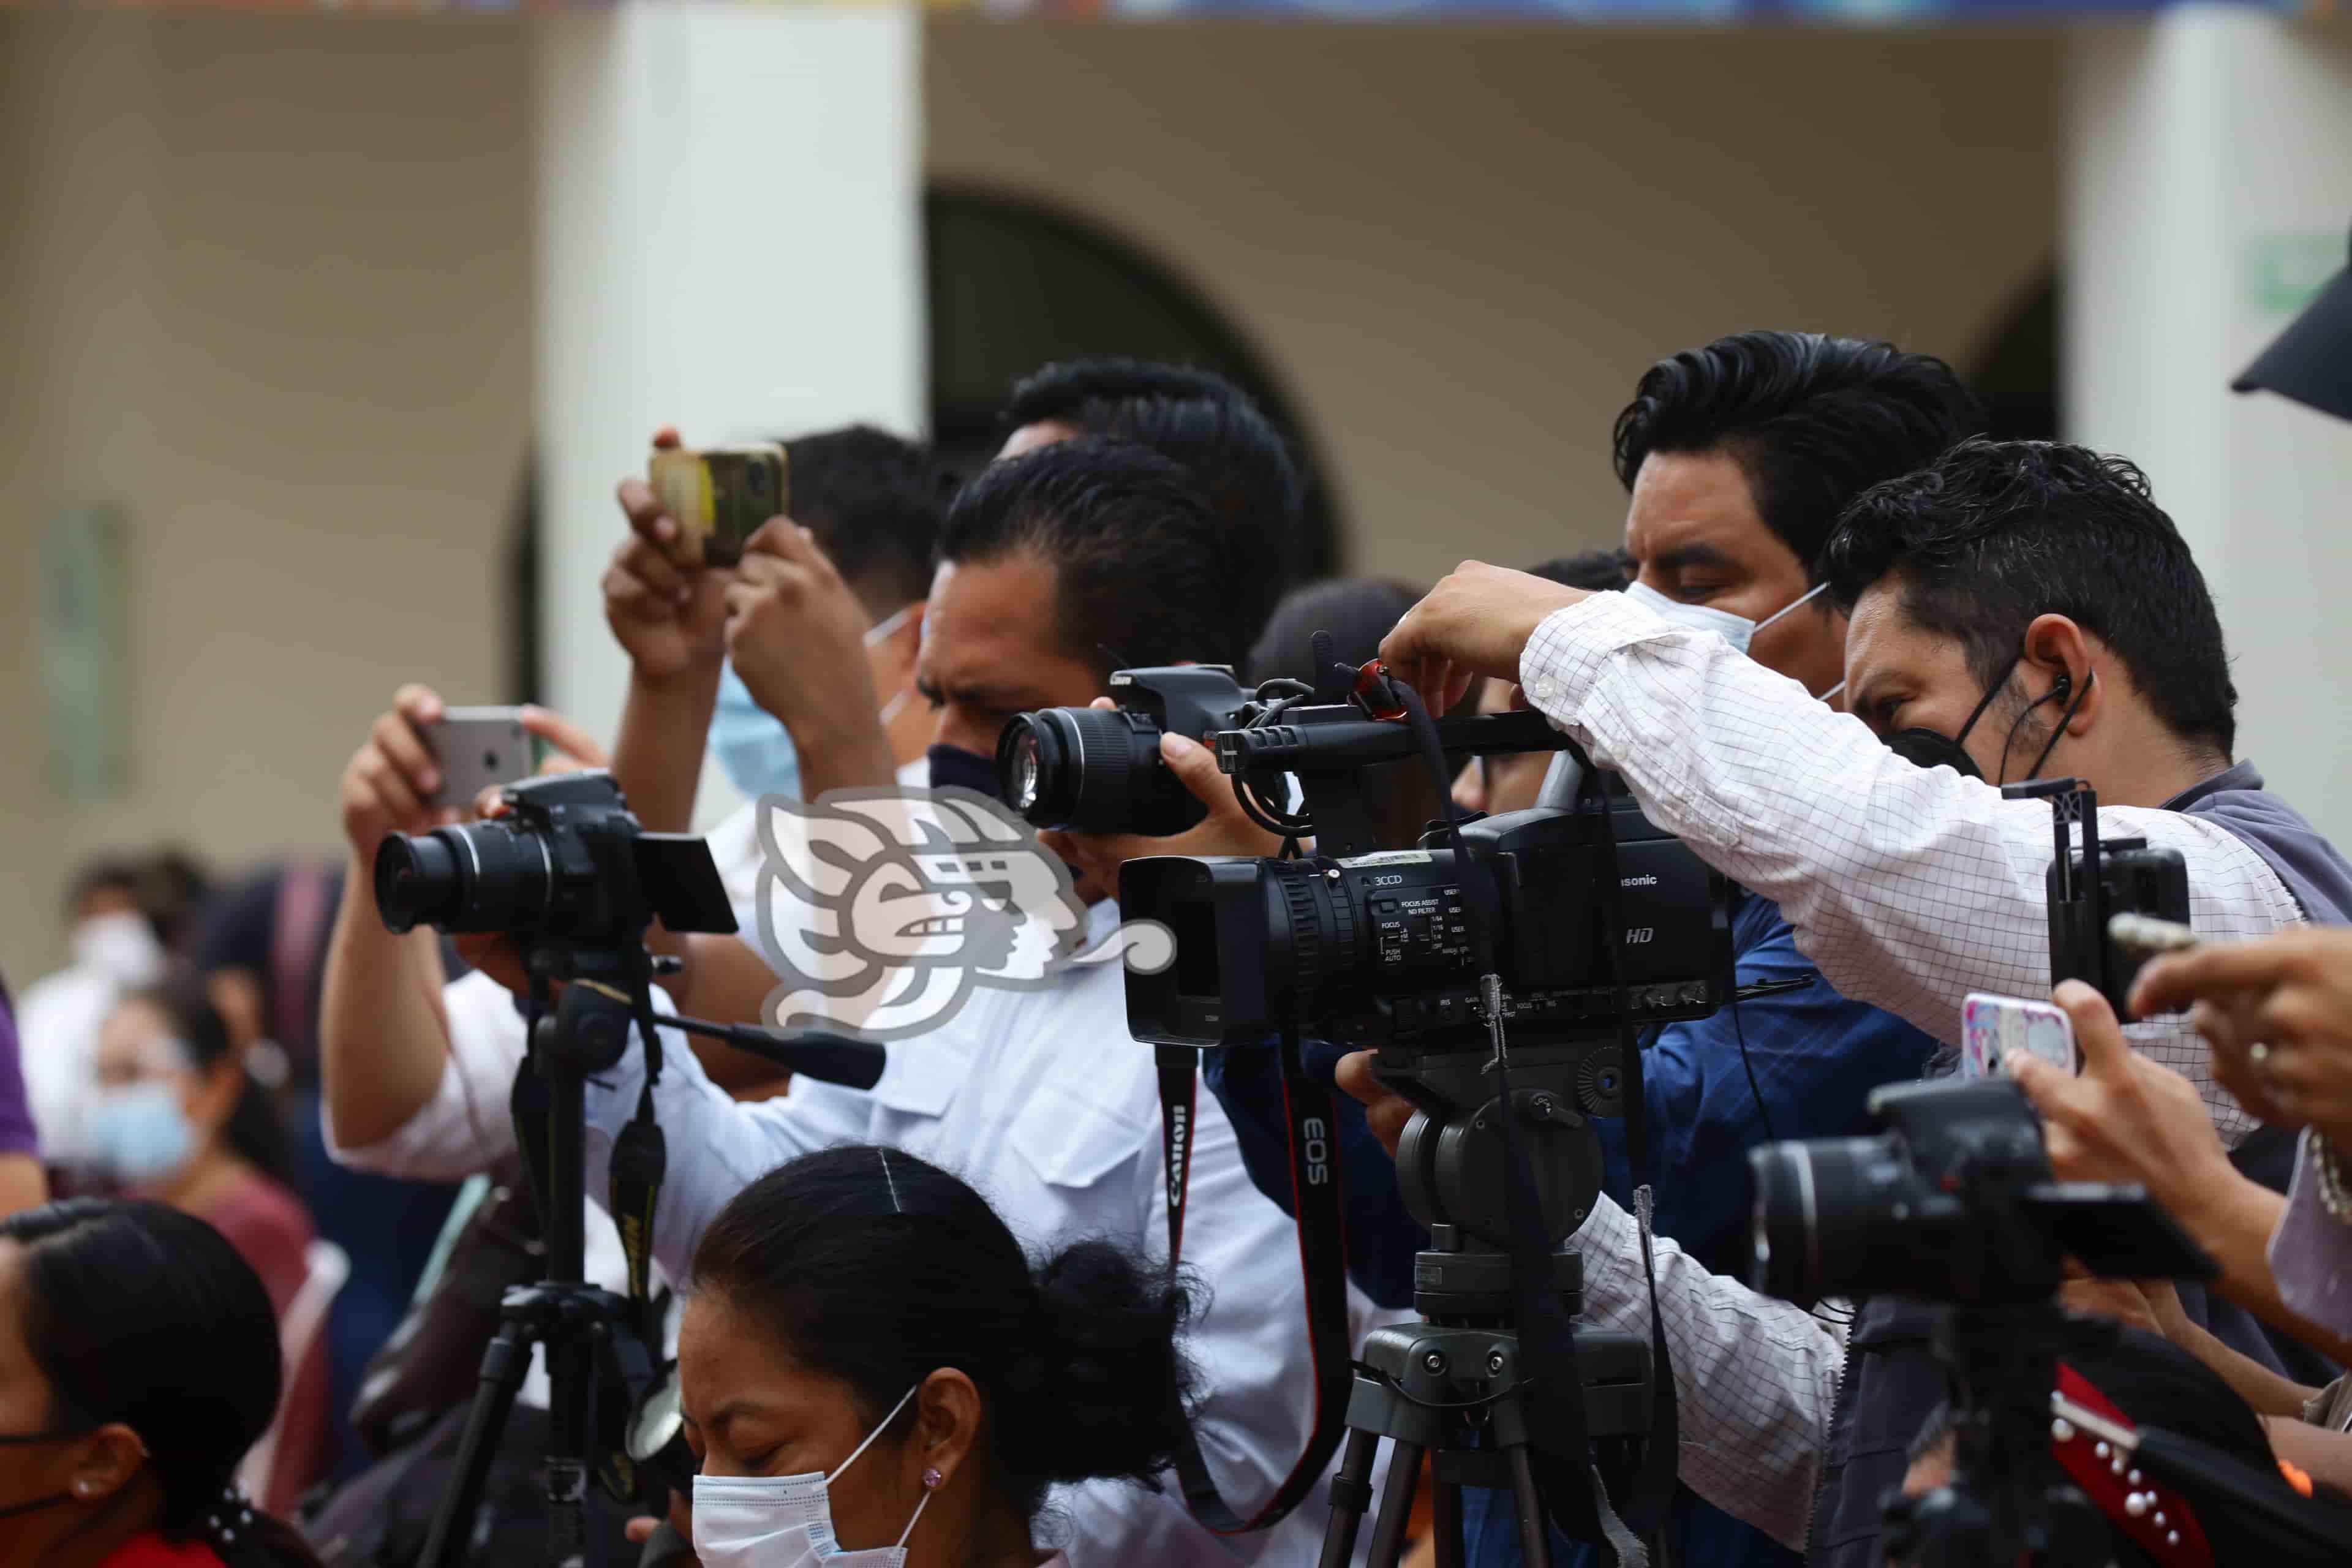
[1352,436,2352,1562]
[325,360,1389,1561]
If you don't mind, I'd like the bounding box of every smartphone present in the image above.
[648,443,787,569]
[423,707,532,811]
[2108,913,2199,960]
[1961,992,2079,1079]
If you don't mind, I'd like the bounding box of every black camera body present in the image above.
[374,771,734,949]
[997,665,1254,836]
[1747,1077,2212,1308]
[1126,789,1730,1054]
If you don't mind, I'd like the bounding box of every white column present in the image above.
[533,2,924,826]
[2064,9,2352,841]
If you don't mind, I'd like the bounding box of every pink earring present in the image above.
[922,1467,944,1490]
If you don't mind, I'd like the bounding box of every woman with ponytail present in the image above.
[0,1198,322,1568]
[678,1145,1197,1568]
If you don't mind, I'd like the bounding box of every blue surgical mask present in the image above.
[709,664,803,802]
[708,605,921,802]
[85,1080,195,1185]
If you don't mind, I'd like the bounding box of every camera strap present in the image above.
[1153,1032,1354,1532]
[608,986,668,1321]
[1591,786,1680,1543]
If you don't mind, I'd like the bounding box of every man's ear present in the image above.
[2020,612,2099,734]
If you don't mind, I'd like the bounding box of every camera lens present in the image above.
[1748,1134,1929,1305]
[371,820,555,936]
[374,831,461,935]
[997,706,1182,833]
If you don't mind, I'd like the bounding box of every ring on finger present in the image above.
[2248,1041,2273,1072]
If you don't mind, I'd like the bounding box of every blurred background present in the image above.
[3,0,2350,983]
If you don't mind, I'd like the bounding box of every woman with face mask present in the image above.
[677,1145,1196,1568]
[83,978,324,1516]
[0,1198,326,1568]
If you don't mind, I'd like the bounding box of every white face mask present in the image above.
[693,1384,930,1568]
[72,911,165,990]
[1623,579,1844,701]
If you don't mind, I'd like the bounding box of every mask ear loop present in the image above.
[2016,669,2094,784]
[827,1383,923,1484]
[1749,578,1833,635]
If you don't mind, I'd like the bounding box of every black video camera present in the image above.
[1746,1077,2213,1307]
[1117,690,1733,1054]
[373,771,735,949]
[997,665,1257,837]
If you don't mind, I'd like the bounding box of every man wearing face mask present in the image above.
[1189,335,1975,1568]
[1352,436,2352,1564]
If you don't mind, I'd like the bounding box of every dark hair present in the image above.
[136,850,214,953]
[1,1199,319,1567]
[940,439,1253,676]
[691,1146,1196,1525]
[120,971,293,1191]
[1821,439,2237,756]
[66,858,143,916]
[998,358,1301,646]
[777,424,948,617]
[1612,331,1985,580]
[1246,578,1442,851]
[1525,549,1635,593]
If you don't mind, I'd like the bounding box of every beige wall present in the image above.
[0,13,2057,981]
[928,20,2060,584]
[0,13,530,981]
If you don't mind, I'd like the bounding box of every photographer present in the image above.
[1356,437,2352,1562]
[579,440,1385,1567]
[1219,336,1975,1568]
[339,437,1381,1566]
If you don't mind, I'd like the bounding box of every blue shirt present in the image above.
[1199,892,1940,1568]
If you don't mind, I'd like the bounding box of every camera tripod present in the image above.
[1319,1039,1657,1568]
[418,947,666,1568]
[1878,1303,2117,1568]
[415,944,887,1568]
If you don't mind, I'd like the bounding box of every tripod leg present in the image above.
[1319,1429,1382,1568]
[421,1323,533,1568]
[1507,1444,1553,1568]
[1431,1477,1465,1568]
[1363,1439,1425,1568]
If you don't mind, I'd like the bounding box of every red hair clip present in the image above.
[2050,1362,2214,1566]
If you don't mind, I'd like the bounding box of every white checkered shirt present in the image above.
[1523,591,2312,1550]
[1520,592,2307,1144]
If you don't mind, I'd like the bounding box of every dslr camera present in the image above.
[374,771,734,949]
[997,665,1255,837]
[1747,1077,2211,1306]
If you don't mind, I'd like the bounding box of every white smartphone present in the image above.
[423,706,532,810]
[1961,992,2079,1079]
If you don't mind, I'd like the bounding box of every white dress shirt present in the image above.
[1509,590,2317,1548]
[1520,592,2307,1142]
[576,893,1396,1567]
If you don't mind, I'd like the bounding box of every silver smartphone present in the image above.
[424,706,532,810]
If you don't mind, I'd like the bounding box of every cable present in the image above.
[1729,995,1778,1146]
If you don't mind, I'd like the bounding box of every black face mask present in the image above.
[0,1427,91,1521]
[925,742,1005,804]
[1883,655,2090,786]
